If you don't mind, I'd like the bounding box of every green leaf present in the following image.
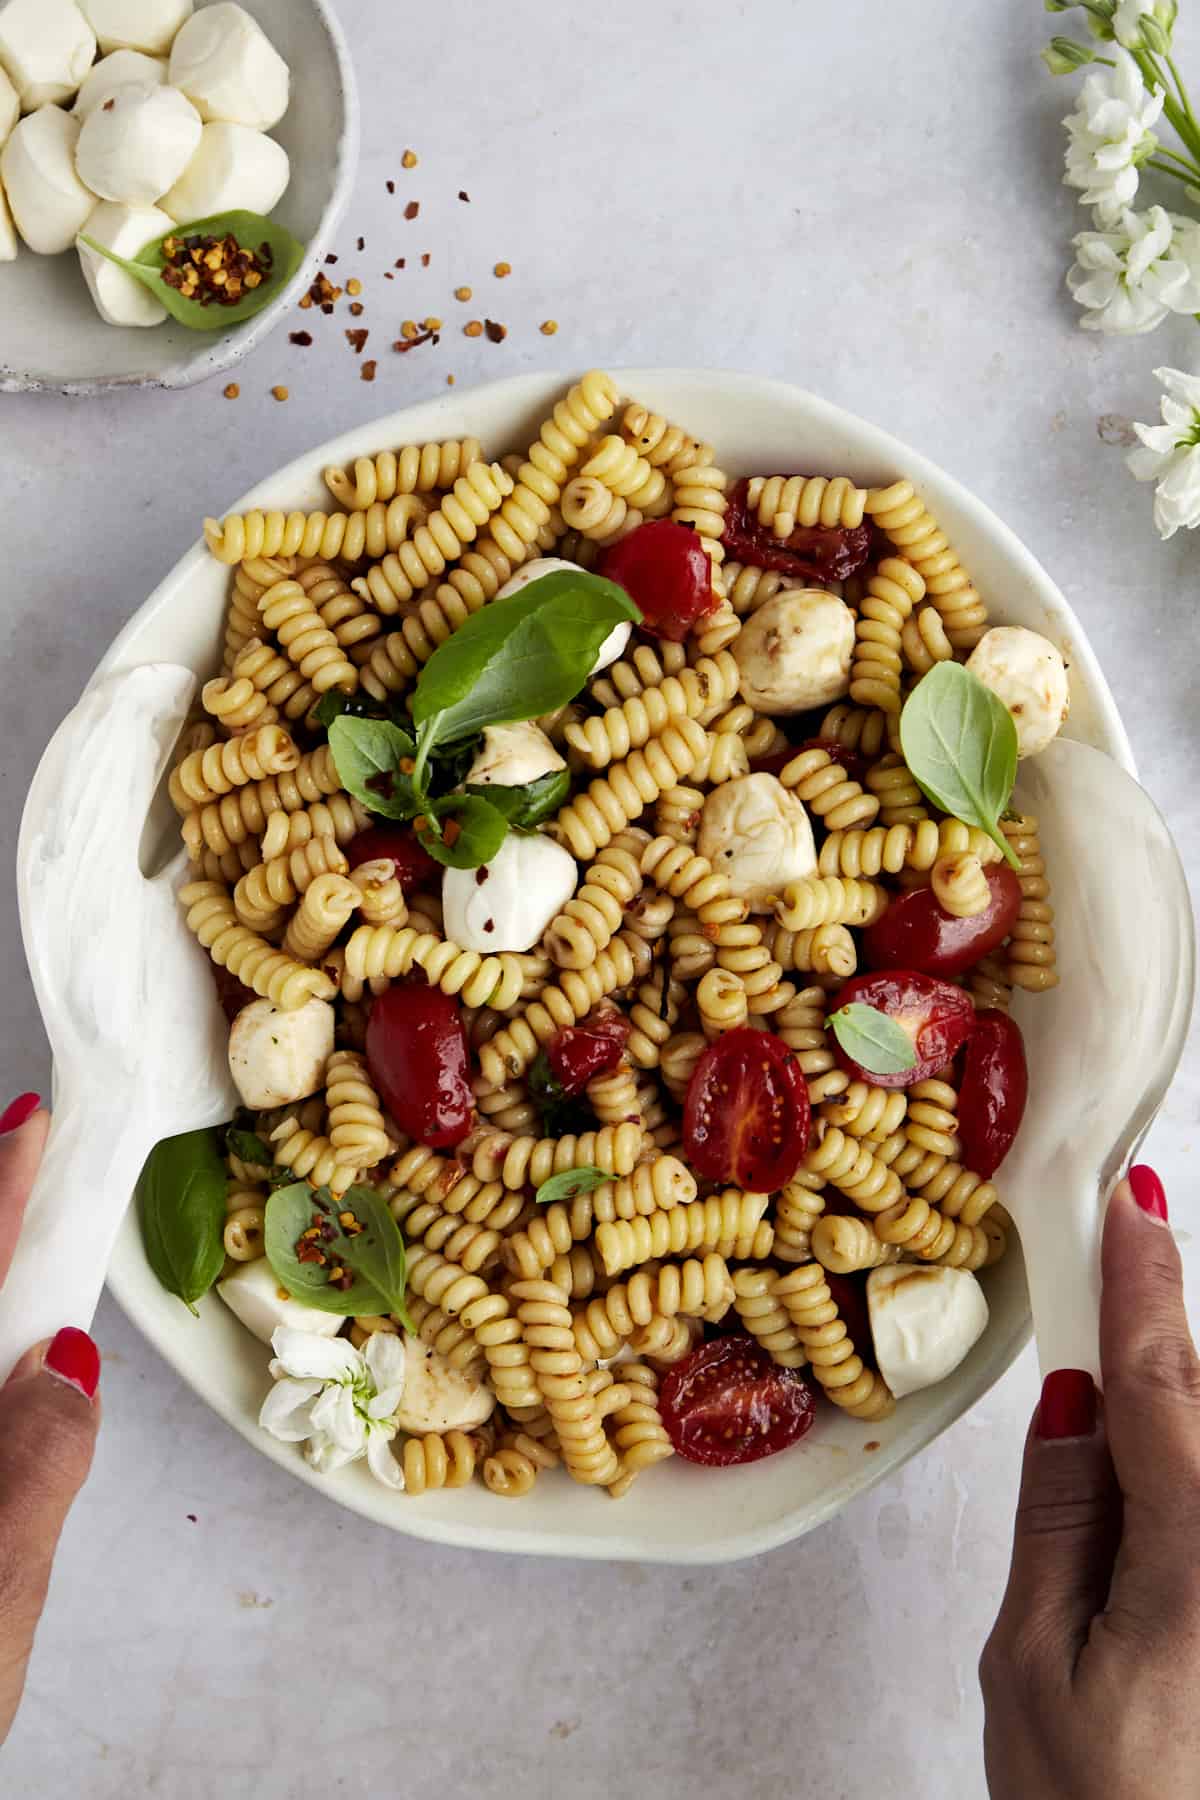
[225,1126,274,1168]
[534,1166,610,1205]
[328,716,419,820]
[899,663,1021,869]
[264,1182,412,1320]
[339,1185,414,1329]
[419,792,510,869]
[410,571,639,751]
[137,1129,227,1314]
[465,766,570,829]
[827,1004,918,1077]
[78,210,305,333]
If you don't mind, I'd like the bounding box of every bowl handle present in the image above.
[1019,1176,1107,1387]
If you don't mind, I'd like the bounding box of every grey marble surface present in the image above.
[1,1,1198,1795]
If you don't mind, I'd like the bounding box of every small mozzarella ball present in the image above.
[73,47,166,120]
[442,831,577,953]
[493,556,632,675]
[0,0,96,112]
[467,720,565,790]
[76,80,201,205]
[734,588,856,715]
[0,176,17,258]
[218,1258,345,1346]
[394,1335,496,1435]
[697,772,817,911]
[866,1264,989,1401]
[168,2,288,129]
[78,0,192,57]
[161,118,287,220]
[590,619,632,675]
[77,198,171,323]
[965,626,1070,758]
[0,106,93,254]
[0,65,17,147]
[227,996,335,1110]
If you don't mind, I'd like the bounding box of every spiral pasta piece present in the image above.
[572,1255,734,1363]
[298,562,384,657]
[543,832,645,969]
[345,925,526,1011]
[552,717,708,862]
[865,480,988,650]
[964,952,1013,1013]
[930,852,990,919]
[269,1114,358,1196]
[768,924,856,978]
[282,871,360,963]
[401,1430,481,1495]
[1001,813,1058,991]
[900,604,954,676]
[585,1063,642,1128]
[200,672,277,735]
[817,818,1002,880]
[802,1123,904,1214]
[774,1176,827,1263]
[179,881,335,1009]
[258,580,358,696]
[658,1031,706,1104]
[233,834,349,931]
[640,836,788,1015]
[690,597,741,656]
[774,876,888,932]
[779,746,880,832]
[353,462,516,611]
[230,637,318,726]
[170,723,299,811]
[348,858,408,928]
[502,1157,698,1279]
[625,971,684,1069]
[512,1279,619,1487]
[588,640,688,711]
[864,753,928,828]
[774,1265,895,1420]
[483,1433,559,1497]
[747,472,867,535]
[564,654,738,769]
[324,437,484,510]
[204,498,422,568]
[849,557,926,714]
[595,1190,772,1277]
[462,1122,644,1191]
[484,371,619,573]
[560,475,643,544]
[670,458,728,587]
[607,1361,674,1497]
[326,1049,391,1172]
[259,795,371,859]
[810,1214,901,1274]
[721,560,803,618]
[872,1196,990,1269]
[620,404,710,475]
[732,1267,808,1367]
[580,435,669,513]
[695,966,749,1035]
[818,701,894,760]
[771,987,848,1106]
[821,1081,908,1141]
[389,1189,508,1277]
[404,1293,487,1379]
[223,556,293,670]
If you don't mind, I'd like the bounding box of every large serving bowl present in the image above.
[27,369,1143,1560]
[0,0,357,396]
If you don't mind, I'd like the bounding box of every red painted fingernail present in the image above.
[1038,1369,1096,1441]
[1129,1164,1168,1223]
[43,1328,100,1402]
[0,1093,40,1135]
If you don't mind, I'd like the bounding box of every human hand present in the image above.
[981,1166,1200,1798]
[0,1094,100,1748]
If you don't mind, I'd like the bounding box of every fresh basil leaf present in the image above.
[827,1003,918,1076]
[410,571,639,750]
[337,1185,415,1330]
[225,1126,274,1168]
[328,716,419,820]
[899,663,1021,868]
[79,210,305,333]
[421,793,510,869]
[466,766,571,829]
[535,1166,610,1205]
[137,1129,227,1314]
[264,1183,391,1316]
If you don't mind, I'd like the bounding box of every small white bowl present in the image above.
[51,369,1141,1561]
[0,0,357,396]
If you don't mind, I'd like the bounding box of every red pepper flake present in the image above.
[394,257,405,269]
[356,235,365,252]
[420,252,430,267]
[346,327,369,353]
[392,327,437,353]
[442,818,461,847]
[325,252,338,265]
[484,318,507,343]
[384,271,394,280]
[349,300,364,317]
[296,1239,326,1265]
[361,359,377,382]
[404,201,419,221]
[458,190,470,202]
[289,329,313,346]
[386,179,395,194]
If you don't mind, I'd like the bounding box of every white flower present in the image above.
[1066,205,1194,332]
[259,1325,408,1489]
[1127,365,1200,536]
[1063,48,1163,223]
[1113,0,1150,46]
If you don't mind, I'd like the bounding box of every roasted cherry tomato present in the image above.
[346,824,438,894]
[659,1334,817,1466]
[598,519,715,642]
[863,865,1022,978]
[824,1272,875,1369]
[545,1006,631,1096]
[723,478,873,581]
[747,738,866,780]
[832,971,976,1089]
[959,1009,1028,1178]
[683,1028,810,1189]
[365,984,472,1147]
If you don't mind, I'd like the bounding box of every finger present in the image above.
[0,1328,100,1739]
[0,1100,48,1289]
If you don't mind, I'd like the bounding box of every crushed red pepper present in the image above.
[159,230,271,307]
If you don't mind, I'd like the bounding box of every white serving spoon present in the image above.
[998,737,1194,1384]
[3,665,238,1383]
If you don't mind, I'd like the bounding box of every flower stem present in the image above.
[1146,155,1200,190]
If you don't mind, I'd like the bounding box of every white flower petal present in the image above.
[304,1434,362,1475]
[363,1329,407,1401]
[1156,364,1200,409]
[269,1326,363,1383]
[258,1376,323,1442]
[366,1426,405,1490]
[310,1381,367,1452]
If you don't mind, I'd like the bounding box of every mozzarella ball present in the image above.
[76,80,201,205]
[0,175,17,258]
[466,720,565,790]
[77,198,173,323]
[0,106,93,253]
[590,619,632,674]
[73,47,166,120]
[442,831,577,952]
[866,1264,989,1401]
[227,996,335,1110]
[394,1335,496,1435]
[0,65,17,147]
[78,0,193,57]
[161,117,287,220]
[218,1257,345,1346]
[0,0,96,112]
[965,626,1070,758]
[697,772,817,911]
[734,588,856,715]
[168,2,288,129]
[493,556,632,675]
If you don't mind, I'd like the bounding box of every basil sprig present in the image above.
[827,1003,918,1076]
[225,1125,274,1168]
[534,1166,610,1206]
[137,1129,227,1314]
[264,1182,414,1327]
[899,663,1021,868]
[465,767,570,829]
[79,210,305,331]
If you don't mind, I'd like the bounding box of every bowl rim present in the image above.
[0,0,360,398]
[65,367,1141,1559]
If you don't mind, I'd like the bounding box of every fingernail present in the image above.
[0,1093,40,1135]
[1129,1164,1168,1224]
[43,1328,100,1402]
[1038,1369,1096,1441]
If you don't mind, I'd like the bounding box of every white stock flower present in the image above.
[1063,48,1163,223]
[1127,366,1200,537]
[1113,0,1151,45]
[259,1325,408,1489]
[1066,205,1195,332]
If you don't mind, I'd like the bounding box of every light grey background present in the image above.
[1,2,1198,1796]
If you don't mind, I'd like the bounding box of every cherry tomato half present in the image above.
[683,1028,810,1189]
[365,984,472,1148]
[832,971,976,1089]
[598,519,715,642]
[659,1334,817,1466]
[546,1006,631,1096]
[863,865,1022,979]
[959,1009,1028,1178]
[346,825,438,894]
[723,478,873,581]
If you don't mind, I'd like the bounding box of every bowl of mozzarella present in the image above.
[0,0,357,393]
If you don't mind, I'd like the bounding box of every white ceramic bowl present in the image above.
[0,0,357,396]
[47,369,1140,1560]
